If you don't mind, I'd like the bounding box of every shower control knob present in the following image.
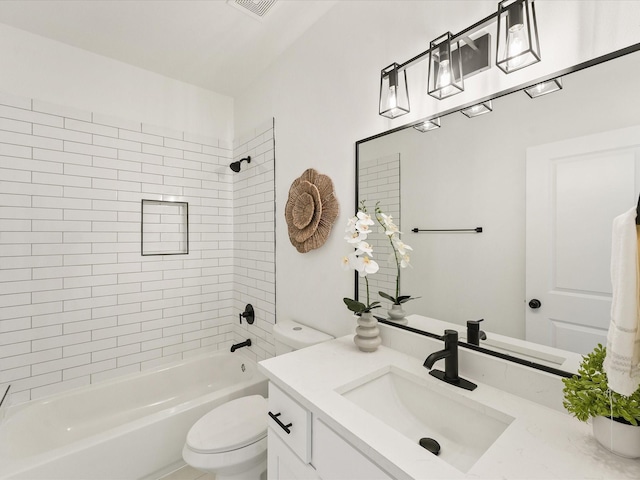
[528,299,542,309]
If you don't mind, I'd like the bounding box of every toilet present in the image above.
[182,320,333,480]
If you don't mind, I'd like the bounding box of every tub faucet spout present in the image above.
[230,339,252,352]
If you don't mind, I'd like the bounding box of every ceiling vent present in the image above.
[227,0,278,21]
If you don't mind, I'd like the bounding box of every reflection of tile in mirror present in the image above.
[357,153,400,310]
[141,200,189,255]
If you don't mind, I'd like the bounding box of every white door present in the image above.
[526,125,640,354]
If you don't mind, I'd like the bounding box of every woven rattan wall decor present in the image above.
[285,168,339,253]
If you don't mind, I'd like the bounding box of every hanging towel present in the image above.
[603,206,640,396]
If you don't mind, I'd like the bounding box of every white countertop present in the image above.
[259,336,640,479]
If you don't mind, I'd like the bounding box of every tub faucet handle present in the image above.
[238,304,255,325]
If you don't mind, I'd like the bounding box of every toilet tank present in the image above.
[273,320,333,355]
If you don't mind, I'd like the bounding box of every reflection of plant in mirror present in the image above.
[374,203,418,306]
[562,344,640,425]
[342,201,381,314]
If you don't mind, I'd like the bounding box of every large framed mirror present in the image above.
[356,44,640,373]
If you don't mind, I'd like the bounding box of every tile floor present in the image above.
[157,465,215,480]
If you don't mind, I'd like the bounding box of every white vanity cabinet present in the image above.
[267,382,392,480]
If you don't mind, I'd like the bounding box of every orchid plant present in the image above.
[373,203,417,306]
[341,202,381,314]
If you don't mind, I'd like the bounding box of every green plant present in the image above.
[378,292,415,305]
[562,344,640,425]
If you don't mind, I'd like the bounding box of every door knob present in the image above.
[528,299,542,309]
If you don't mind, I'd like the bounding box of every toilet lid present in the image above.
[186,395,267,454]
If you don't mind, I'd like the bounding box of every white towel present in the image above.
[603,206,640,396]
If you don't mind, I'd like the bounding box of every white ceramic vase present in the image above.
[353,311,381,352]
[592,416,640,458]
[387,304,408,325]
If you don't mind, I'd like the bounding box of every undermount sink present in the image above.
[339,366,514,473]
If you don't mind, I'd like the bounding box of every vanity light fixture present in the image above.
[524,77,562,98]
[496,0,541,74]
[461,100,493,118]
[428,32,464,100]
[379,63,410,118]
[413,117,441,132]
[377,1,542,117]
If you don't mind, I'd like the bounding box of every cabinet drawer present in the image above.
[268,382,311,463]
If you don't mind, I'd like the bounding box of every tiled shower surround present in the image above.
[0,91,276,405]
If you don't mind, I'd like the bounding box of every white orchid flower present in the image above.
[345,229,367,244]
[341,253,358,271]
[379,212,393,226]
[354,255,379,277]
[385,223,401,236]
[355,241,374,257]
[400,254,411,268]
[345,216,358,233]
[393,239,413,255]
[356,211,374,230]
[358,222,372,234]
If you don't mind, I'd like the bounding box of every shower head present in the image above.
[230,156,251,172]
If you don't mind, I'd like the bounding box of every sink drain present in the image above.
[419,437,441,456]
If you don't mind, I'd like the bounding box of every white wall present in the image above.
[234,1,640,339]
[0,24,233,141]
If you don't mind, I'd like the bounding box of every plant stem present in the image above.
[375,209,401,302]
[365,276,370,308]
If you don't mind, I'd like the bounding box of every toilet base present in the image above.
[215,457,266,480]
[183,437,267,480]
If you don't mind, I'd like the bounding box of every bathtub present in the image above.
[0,349,267,480]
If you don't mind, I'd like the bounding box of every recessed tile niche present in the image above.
[141,199,189,255]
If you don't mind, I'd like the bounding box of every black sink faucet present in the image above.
[466,319,487,346]
[423,330,477,391]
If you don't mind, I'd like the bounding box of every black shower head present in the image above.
[229,156,251,172]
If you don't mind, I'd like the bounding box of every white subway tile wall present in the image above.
[0,92,276,405]
[357,153,401,311]
[231,119,276,361]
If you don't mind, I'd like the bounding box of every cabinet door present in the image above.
[268,427,320,480]
[268,383,312,463]
[312,419,392,480]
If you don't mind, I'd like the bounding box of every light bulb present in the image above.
[506,22,526,70]
[437,59,451,88]
[388,84,398,110]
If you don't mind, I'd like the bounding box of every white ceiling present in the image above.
[0,0,338,97]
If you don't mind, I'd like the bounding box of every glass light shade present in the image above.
[496,0,540,74]
[461,100,493,118]
[379,63,410,118]
[524,77,563,98]
[413,117,441,132]
[428,32,463,100]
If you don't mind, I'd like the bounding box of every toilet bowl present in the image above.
[182,395,267,480]
[182,320,333,479]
